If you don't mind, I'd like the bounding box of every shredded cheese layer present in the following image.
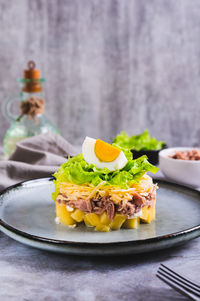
[58,174,154,204]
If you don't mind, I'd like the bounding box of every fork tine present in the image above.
[157,273,200,301]
[161,264,200,290]
[157,269,200,298]
[158,266,200,295]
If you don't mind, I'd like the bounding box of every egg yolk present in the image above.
[94,139,121,162]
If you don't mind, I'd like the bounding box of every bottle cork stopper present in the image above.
[23,61,42,92]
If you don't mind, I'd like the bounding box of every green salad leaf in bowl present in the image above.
[113,130,165,151]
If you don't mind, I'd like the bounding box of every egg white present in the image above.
[82,136,128,171]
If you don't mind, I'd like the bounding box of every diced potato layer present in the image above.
[100,212,110,225]
[109,214,126,230]
[84,213,100,226]
[123,217,140,229]
[95,225,110,232]
[56,200,156,231]
[71,209,85,222]
[140,200,156,224]
[56,203,76,226]
[140,206,149,221]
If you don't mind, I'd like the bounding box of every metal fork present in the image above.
[156,264,200,301]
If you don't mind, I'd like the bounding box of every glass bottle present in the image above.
[2,61,59,156]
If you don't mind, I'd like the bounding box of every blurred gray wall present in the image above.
[0,0,199,146]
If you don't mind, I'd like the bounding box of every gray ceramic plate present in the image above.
[0,177,199,255]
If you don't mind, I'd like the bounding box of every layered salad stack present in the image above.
[52,137,158,232]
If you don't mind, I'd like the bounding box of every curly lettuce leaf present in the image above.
[113,129,165,151]
[52,151,158,200]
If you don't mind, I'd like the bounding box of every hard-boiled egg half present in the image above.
[82,137,128,171]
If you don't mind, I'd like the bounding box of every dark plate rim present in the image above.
[0,177,200,248]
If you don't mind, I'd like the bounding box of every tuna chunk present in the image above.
[56,184,157,220]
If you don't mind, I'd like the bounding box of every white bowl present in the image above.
[159,147,200,188]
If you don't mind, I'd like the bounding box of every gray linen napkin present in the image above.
[0,133,79,191]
